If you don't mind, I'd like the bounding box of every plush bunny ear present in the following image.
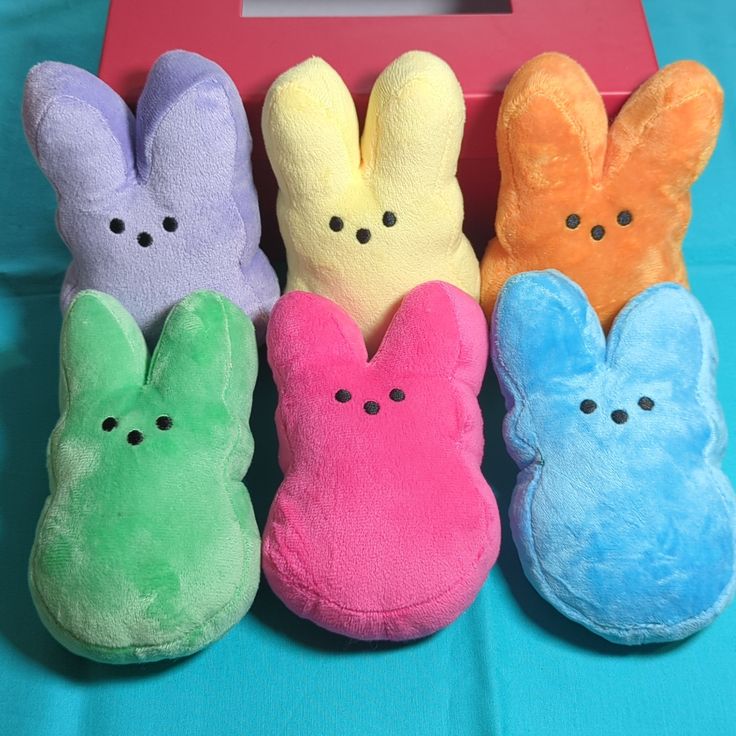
[360,51,465,193]
[606,61,723,190]
[262,57,360,200]
[267,291,367,383]
[137,50,253,201]
[60,291,147,407]
[374,282,488,392]
[497,52,608,194]
[23,62,134,202]
[492,270,604,395]
[607,283,717,396]
[148,291,256,413]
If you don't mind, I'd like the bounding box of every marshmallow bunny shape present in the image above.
[30,291,261,663]
[262,51,479,354]
[492,270,736,644]
[264,282,500,640]
[480,53,723,330]
[23,50,279,341]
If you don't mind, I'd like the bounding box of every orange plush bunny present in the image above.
[480,53,723,329]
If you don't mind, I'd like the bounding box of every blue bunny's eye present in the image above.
[638,396,654,411]
[580,399,597,414]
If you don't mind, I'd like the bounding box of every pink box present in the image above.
[98,0,657,258]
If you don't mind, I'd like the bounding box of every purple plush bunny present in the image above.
[23,50,279,340]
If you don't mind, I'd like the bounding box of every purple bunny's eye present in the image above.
[162,217,178,232]
[109,218,125,234]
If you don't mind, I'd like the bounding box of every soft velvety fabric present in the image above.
[480,53,723,330]
[23,50,279,341]
[29,290,261,663]
[262,51,479,355]
[263,281,500,640]
[491,270,736,645]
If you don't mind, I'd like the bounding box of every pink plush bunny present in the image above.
[264,281,500,640]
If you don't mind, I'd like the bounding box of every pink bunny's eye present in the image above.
[335,389,351,403]
[389,388,405,402]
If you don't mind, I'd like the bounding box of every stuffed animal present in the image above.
[29,290,261,663]
[262,51,479,354]
[23,50,279,341]
[480,53,723,330]
[491,270,736,645]
[263,281,500,640]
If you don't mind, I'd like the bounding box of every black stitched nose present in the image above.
[591,225,605,241]
[363,401,380,415]
[137,232,153,247]
[611,410,628,425]
[127,429,144,445]
[356,228,371,244]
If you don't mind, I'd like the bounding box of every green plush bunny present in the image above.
[29,290,261,663]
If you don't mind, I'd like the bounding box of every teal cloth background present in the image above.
[1,1,734,733]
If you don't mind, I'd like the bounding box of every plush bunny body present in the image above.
[263,51,479,354]
[480,53,723,330]
[492,270,736,645]
[23,50,279,340]
[264,282,500,640]
[30,291,261,663]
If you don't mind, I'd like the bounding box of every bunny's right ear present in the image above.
[149,292,257,418]
[491,270,604,396]
[267,292,367,383]
[60,292,147,408]
[497,53,608,195]
[23,62,134,202]
[262,57,359,200]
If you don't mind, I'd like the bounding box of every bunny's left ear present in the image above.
[61,291,147,409]
[606,61,723,190]
[361,51,465,193]
[137,50,253,202]
[607,283,718,397]
[149,292,257,416]
[374,282,488,393]
[491,271,604,396]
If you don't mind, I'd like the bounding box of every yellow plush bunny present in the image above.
[262,51,479,353]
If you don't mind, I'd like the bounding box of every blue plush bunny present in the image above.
[23,50,279,341]
[492,270,736,645]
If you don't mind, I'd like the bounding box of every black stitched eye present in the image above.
[162,217,178,232]
[566,214,580,229]
[137,232,153,247]
[109,218,125,234]
[580,399,597,414]
[617,210,633,226]
[156,415,173,430]
[389,388,405,402]
[329,216,344,232]
[335,389,351,403]
[638,396,654,411]
[383,211,397,227]
[102,417,118,431]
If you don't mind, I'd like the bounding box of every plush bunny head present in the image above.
[263,282,500,640]
[492,270,736,644]
[262,51,479,354]
[480,53,723,330]
[30,290,261,663]
[23,50,279,340]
